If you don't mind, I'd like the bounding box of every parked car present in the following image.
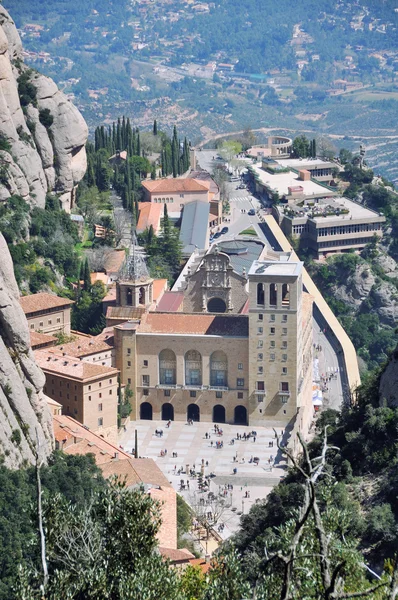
[213,231,222,239]
[248,209,256,216]
[221,227,229,234]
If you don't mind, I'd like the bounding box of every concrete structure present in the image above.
[268,136,293,158]
[36,350,119,442]
[274,196,385,258]
[179,200,210,256]
[273,157,337,183]
[20,292,74,336]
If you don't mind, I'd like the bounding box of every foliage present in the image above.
[0,453,105,600]
[139,207,182,282]
[17,70,37,108]
[71,280,106,334]
[38,108,53,129]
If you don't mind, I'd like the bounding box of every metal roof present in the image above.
[179,201,210,255]
[213,240,264,276]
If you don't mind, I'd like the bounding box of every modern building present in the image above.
[20,292,74,336]
[36,350,119,442]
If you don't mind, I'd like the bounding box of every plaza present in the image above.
[121,420,289,545]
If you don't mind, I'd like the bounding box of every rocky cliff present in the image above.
[0,234,53,467]
[0,7,87,211]
[379,345,398,408]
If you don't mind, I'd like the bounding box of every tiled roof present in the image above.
[188,170,219,195]
[159,547,195,562]
[142,178,209,193]
[152,278,168,302]
[106,306,146,321]
[20,293,74,314]
[136,202,163,234]
[49,330,114,358]
[54,415,131,458]
[90,272,109,285]
[35,350,118,381]
[156,291,184,313]
[138,312,248,337]
[30,331,57,349]
[104,249,126,274]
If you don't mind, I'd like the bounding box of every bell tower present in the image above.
[116,231,153,310]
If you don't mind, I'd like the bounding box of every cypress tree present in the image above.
[137,131,141,157]
[313,138,316,158]
[122,116,126,149]
[151,165,156,180]
[83,258,91,291]
[153,119,158,136]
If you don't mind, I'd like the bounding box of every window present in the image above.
[237,378,244,387]
[109,379,113,384]
[270,341,275,348]
[258,353,263,360]
[282,367,287,374]
[190,390,196,398]
[48,320,52,325]
[216,391,222,399]
[143,389,149,396]
[30,324,34,329]
[270,314,275,322]
[98,418,103,427]
[109,389,112,395]
[258,366,263,374]
[281,382,289,392]
[74,409,78,415]
[257,396,264,403]
[99,393,102,399]
[127,361,131,367]
[99,382,102,388]
[39,322,43,327]
[128,378,131,385]
[57,318,61,323]
[257,381,265,391]
[270,327,275,335]
[257,327,263,334]
[143,360,148,367]
[238,363,243,370]
[238,392,243,399]
[88,396,91,401]
[67,393,69,399]
[127,348,131,356]
[258,314,263,321]
[159,349,177,385]
[142,375,150,387]
[282,354,288,362]
[180,193,185,198]
[282,315,288,322]
[257,283,265,305]
[257,340,263,348]
[98,403,103,412]
[282,328,287,336]
[270,353,275,361]
[282,341,287,349]
[164,389,170,397]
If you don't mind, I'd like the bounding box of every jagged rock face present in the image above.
[332,264,376,309]
[379,346,398,408]
[0,234,53,467]
[0,7,87,211]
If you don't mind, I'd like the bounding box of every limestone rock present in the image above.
[332,263,376,309]
[0,6,87,209]
[379,346,398,408]
[0,233,53,467]
[374,253,398,277]
[371,281,398,327]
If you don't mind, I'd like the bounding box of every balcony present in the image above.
[209,386,229,392]
[254,389,266,395]
[156,384,181,390]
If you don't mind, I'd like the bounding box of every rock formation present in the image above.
[379,345,398,408]
[0,7,87,211]
[0,234,53,467]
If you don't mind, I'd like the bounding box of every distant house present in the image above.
[108,150,128,166]
[141,178,210,207]
[20,293,74,336]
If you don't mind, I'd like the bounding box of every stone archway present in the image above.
[234,405,247,425]
[187,404,200,422]
[213,405,226,423]
[161,403,174,421]
[207,297,227,313]
[140,402,153,420]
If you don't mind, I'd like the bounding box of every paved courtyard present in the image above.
[120,420,288,544]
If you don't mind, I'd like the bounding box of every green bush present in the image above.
[39,108,54,129]
[17,71,37,108]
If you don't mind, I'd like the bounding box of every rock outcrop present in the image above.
[0,7,87,211]
[379,346,398,408]
[0,233,53,467]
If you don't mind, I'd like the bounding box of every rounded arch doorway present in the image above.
[234,405,247,425]
[140,402,153,420]
[187,404,200,422]
[207,297,227,313]
[213,404,225,424]
[161,403,174,421]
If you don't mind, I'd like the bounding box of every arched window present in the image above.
[269,283,277,306]
[207,297,226,313]
[282,283,290,307]
[159,349,176,385]
[257,283,265,305]
[126,288,133,306]
[139,287,146,305]
[210,351,227,387]
[185,350,202,386]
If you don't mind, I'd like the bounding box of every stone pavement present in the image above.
[120,420,288,545]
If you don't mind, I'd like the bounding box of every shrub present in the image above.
[17,71,37,108]
[39,108,54,129]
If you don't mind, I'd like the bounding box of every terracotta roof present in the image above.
[106,306,146,321]
[142,178,209,194]
[156,292,184,313]
[30,331,57,349]
[152,278,168,302]
[188,171,219,195]
[159,547,195,563]
[103,287,117,303]
[48,330,114,358]
[136,202,163,234]
[20,293,74,314]
[90,272,109,285]
[104,250,126,274]
[188,557,212,574]
[35,350,118,381]
[138,312,249,337]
